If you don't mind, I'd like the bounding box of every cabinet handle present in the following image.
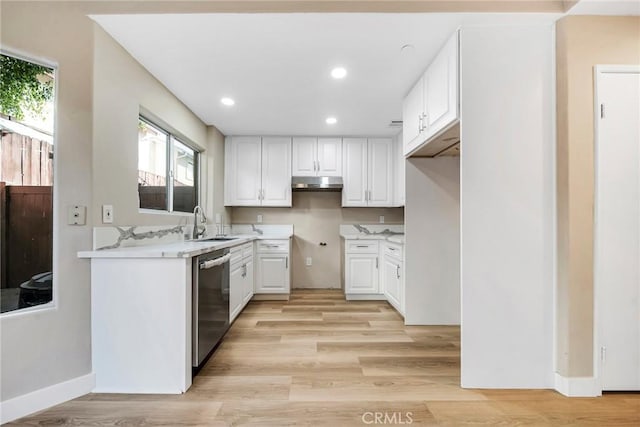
[285,256,288,269]
[376,257,378,269]
[388,247,396,251]
[396,264,400,279]
[356,245,369,248]
[316,160,320,172]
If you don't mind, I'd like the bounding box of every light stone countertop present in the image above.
[77,234,292,259]
[340,234,405,244]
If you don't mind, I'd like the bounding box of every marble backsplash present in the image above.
[339,224,404,236]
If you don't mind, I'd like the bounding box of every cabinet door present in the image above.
[243,258,254,304]
[292,137,317,177]
[368,138,394,207]
[424,31,459,138]
[261,137,292,207]
[317,137,342,177]
[345,253,379,294]
[226,136,262,206]
[229,263,244,322]
[342,138,368,207]
[256,254,290,293]
[394,132,405,207]
[383,256,402,313]
[402,77,424,156]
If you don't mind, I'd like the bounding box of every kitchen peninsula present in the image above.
[78,224,292,394]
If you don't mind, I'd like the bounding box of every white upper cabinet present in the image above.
[342,138,393,207]
[368,138,394,206]
[225,136,262,206]
[393,132,405,207]
[402,77,425,154]
[224,136,292,207]
[291,137,316,176]
[317,137,342,176]
[424,33,459,134]
[261,137,292,206]
[403,30,459,157]
[292,137,342,177]
[342,138,368,207]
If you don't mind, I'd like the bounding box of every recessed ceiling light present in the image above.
[220,97,235,106]
[326,117,337,125]
[331,67,347,79]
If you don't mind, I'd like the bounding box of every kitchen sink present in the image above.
[193,236,239,242]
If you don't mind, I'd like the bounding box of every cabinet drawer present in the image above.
[345,240,379,254]
[257,239,289,253]
[230,246,243,264]
[241,242,254,259]
[383,242,403,260]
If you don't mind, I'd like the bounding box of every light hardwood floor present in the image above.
[9,289,640,426]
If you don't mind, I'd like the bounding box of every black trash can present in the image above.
[18,272,53,308]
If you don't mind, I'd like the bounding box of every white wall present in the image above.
[0,2,95,418]
[0,4,228,423]
[459,25,555,388]
[404,157,460,325]
[93,25,227,226]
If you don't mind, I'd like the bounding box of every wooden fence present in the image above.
[1,131,53,186]
[0,184,53,289]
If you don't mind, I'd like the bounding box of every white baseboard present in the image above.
[0,372,95,424]
[345,294,387,300]
[554,373,601,397]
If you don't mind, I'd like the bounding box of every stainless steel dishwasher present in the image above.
[192,248,231,370]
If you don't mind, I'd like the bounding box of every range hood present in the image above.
[292,176,343,192]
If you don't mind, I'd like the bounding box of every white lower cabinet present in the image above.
[344,240,380,297]
[382,243,404,315]
[255,239,291,294]
[230,242,254,323]
[344,238,405,316]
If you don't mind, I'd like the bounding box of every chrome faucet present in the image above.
[192,205,207,240]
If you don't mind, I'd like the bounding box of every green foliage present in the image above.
[0,54,54,120]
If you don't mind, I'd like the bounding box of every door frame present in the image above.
[593,64,640,392]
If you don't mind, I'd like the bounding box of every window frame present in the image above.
[138,115,200,214]
[0,49,57,317]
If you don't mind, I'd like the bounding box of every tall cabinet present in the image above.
[342,138,393,207]
[225,136,292,206]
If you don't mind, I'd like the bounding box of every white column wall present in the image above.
[460,25,555,388]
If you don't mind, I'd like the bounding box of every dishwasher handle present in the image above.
[200,253,231,270]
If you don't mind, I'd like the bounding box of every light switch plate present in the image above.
[68,205,86,225]
[379,215,385,224]
[102,205,114,224]
[306,257,312,266]
[257,214,263,223]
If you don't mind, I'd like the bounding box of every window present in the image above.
[137,117,198,213]
[0,52,55,314]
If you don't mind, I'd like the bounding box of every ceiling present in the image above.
[93,13,561,137]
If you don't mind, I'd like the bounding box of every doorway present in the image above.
[594,65,640,391]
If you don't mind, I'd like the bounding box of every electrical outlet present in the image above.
[68,205,86,225]
[257,214,263,223]
[102,205,114,224]
[305,257,312,266]
[379,215,385,224]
